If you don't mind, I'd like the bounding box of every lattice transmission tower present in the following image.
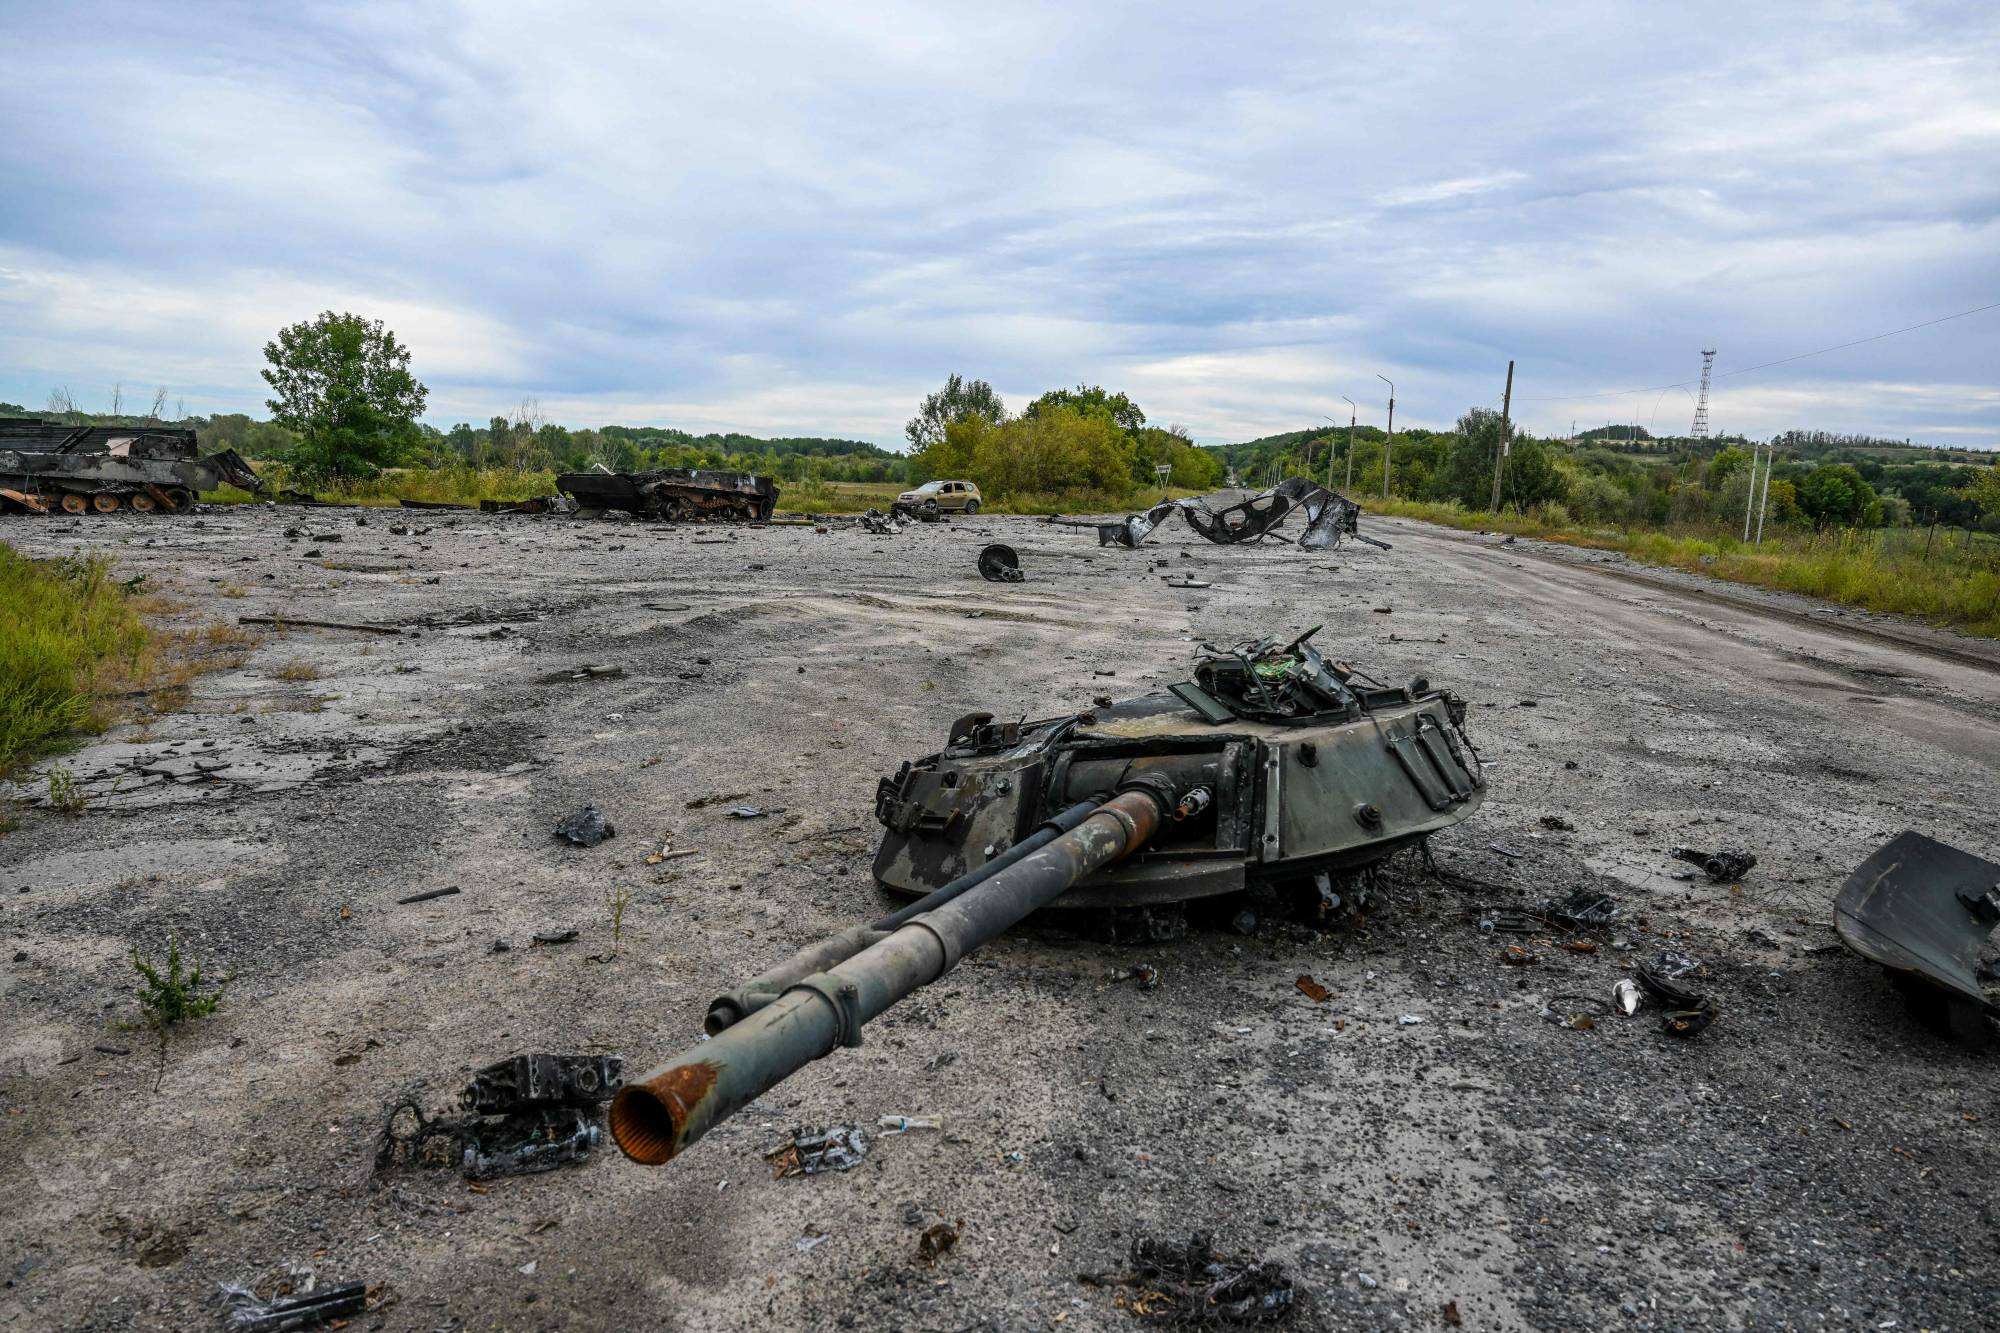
[1690,348,1716,438]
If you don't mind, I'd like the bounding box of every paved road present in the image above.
[2,506,1995,1332]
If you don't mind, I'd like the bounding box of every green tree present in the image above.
[1708,446,1750,488]
[906,374,1006,450]
[1433,409,1517,509]
[261,312,428,484]
[1795,463,1879,529]
[1023,384,1146,433]
[1965,465,2000,524]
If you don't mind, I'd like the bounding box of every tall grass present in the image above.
[0,544,151,776]
[1369,497,2000,640]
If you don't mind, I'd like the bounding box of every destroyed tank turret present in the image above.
[555,466,779,521]
[0,418,263,515]
[606,630,1482,1167]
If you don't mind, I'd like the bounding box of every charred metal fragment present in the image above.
[1835,831,2000,1044]
[1671,846,1757,882]
[978,543,1025,582]
[859,507,901,535]
[556,467,778,521]
[1058,476,1387,551]
[374,1053,623,1182]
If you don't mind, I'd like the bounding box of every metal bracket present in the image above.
[786,973,866,1048]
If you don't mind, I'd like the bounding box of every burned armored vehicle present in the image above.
[0,418,262,514]
[608,630,1483,1166]
[555,466,779,521]
[1055,475,1386,551]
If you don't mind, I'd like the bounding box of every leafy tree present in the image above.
[1965,466,2000,523]
[906,374,1006,450]
[1500,437,1569,511]
[1434,408,1513,508]
[1024,384,1145,433]
[261,312,428,484]
[1708,446,1750,488]
[1795,463,1880,529]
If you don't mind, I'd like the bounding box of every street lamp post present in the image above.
[1339,396,1356,492]
[1376,374,1395,497]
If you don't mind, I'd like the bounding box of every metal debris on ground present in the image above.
[1635,961,1719,1038]
[1533,890,1621,931]
[395,886,460,906]
[918,1221,961,1264]
[726,805,770,819]
[1112,964,1162,991]
[219,1279,367,1332]
[1294,975,1331,1003]
[858,507,901,535]
[1670,846,1757,882]
[532,928,579,946]
[977,542,1025,582]
[1056,475,1384,553]
[554,805,615,846]
[1613,979,1642,1015]
[1540,815,1575,831]
[878,1114,942,1134]
[373,1054,623,1183]
[764,1125,871,1177]
[1834,830,1999,1045]
[1083,1232,1300,1325]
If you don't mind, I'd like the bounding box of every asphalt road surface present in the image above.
[2,504,1996,1331]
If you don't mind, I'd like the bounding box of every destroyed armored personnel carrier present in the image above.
[555,467,779,521]
[0,418,262,515]
[608,630,1484,1166]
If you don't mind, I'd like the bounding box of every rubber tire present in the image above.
[964,499,980,515]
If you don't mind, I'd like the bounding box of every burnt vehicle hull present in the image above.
[0,418,261,514]
[1057,476,1386,551]
[556,467,779,521]
[872,644,1481,908]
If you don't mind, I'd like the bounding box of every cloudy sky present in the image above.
[2,1,1996,447]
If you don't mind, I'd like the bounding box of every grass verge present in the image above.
[0,544,151,776]
[1367,498,2000,641]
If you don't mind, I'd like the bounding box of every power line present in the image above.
[1518,299,2000,403]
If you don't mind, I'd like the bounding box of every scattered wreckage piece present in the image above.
[1634,960,1719,1038]
[0,416,263,514]
[977,543,1025,583]
[1055,476,1386,552]
[765,1124,871,1177]
[478,495,572,515]
[1081,1232,1300,1324]
[374,1054,624,1182]
[891,497,947,523]
[858,507,902,535]
[1835,830,1999,1044]
[238,614,403,635]
[554,805,615,847]
[398,497,473,510]
[219,1280,368,1333]
[1671,846,1757,882]
[607,630,1483,1168]
[556,467,778,521]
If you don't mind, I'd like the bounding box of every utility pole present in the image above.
[1490,359,1514,513]
[1742,445,1760,542]
[1376,374,1395,497]
[1755,446,1773,545]
[1338,398,1356,492]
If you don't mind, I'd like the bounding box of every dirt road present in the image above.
[3,505,1996,1331]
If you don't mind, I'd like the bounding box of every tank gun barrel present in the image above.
[609,781,1185,1166]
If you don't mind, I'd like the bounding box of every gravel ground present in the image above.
[2,502,1997,1332]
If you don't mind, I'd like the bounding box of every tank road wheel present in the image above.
[60,493,88,515]
[92,493,122,514]
[129,492,157,513]
[164,488,194,512]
